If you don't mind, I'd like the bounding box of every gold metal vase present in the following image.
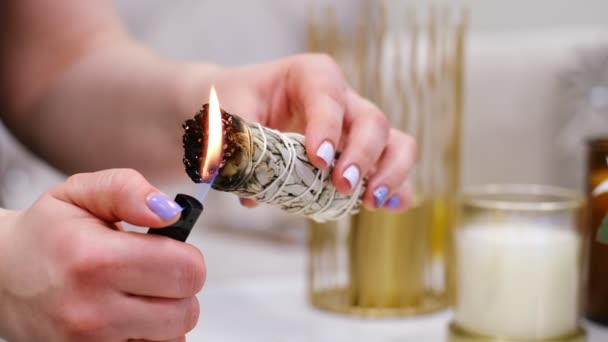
[307,1,467,317]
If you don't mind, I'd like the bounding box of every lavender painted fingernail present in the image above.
[385,195,401,209]
[316,141,334,167]
[373,186,389,208]
[342,165,360,190]
[147,193,183,220]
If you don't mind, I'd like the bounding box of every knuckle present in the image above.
[353,95,390,136]
[296,53,347,95]
[116,167,144,180]
[64,173,81,187]
[63,173,88,194]
[374,112,390,135]
[306,52,340,71]
[63,168,145,193]
[57,305,106,339]
[64,239,113,280]
[391,129,416,150]
[102,168,145,190]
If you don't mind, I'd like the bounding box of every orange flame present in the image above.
[200,86,224,182]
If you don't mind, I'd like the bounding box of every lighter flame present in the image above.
[201,86,224,182]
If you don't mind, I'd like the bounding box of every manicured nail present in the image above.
[385,195,401,209]
[373,186,389,208]
[316,141,335,167]
[342,165,360,190]
[147,193,183,220]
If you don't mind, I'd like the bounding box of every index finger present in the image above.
[89,228,207,299]
[284,53,348,169]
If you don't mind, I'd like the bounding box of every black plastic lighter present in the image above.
[147,194,203,242]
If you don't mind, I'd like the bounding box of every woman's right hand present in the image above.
[0,169,205,342]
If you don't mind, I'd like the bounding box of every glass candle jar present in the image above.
[449,184,587,342]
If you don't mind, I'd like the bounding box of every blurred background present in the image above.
[2,0,608,341]
[4,0,608,218]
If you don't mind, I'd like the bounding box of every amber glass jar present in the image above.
[585,137,608,325]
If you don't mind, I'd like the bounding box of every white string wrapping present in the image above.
[233,123,365,222]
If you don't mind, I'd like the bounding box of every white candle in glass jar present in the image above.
[454,223,581,340]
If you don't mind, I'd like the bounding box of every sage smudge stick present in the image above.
[182,105,365,222]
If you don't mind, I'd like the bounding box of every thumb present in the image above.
[50,168,182,228]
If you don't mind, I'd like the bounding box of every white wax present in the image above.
[455,223,580,340]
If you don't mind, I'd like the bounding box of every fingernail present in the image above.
[373,186,389,208]
[385,195,401,209]
[147,193,183,220]
[342,165,360,190]
[316,141,334,167]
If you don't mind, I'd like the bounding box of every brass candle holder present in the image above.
[306,1,467,317]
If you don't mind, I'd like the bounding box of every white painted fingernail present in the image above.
[316,141,334,167]
[342,165,360,190]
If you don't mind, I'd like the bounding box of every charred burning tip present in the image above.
[182,109,205,183]
[181,104,241,185]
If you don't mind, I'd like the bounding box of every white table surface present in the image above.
[0,226,606,341]
[187,228,608,342]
